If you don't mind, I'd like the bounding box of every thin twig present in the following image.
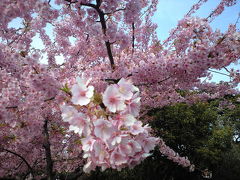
[208,69,230,76]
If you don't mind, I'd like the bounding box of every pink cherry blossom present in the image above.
[81,136,96,151]
[110,134,123,146]
[130,121,145,135]
[125,92,141,117]
[76,75,92,87]
[93,141,110,164]
[117,78,138,100]
[118,140,134,156]
[121,114,137,127]
[102,84,126,112]
[71,76,94,106]
[69,112,91,137]
[93,118,114,141]
[59,76,192,173]
[60,104,78,123]
[136,134,159,153]
[110,148,128,167]
[128,140,142,154]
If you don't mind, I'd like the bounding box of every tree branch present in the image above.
[96,0,102,8]
[105,8,126,15]
[43,119,54,180]
[95,6,115,69]
[137,76,171,86]
[44,96,56,102]
[2,148,34,178]
[132,23,135,55]
[208,69,231,77]
[67,0,116,69]
[5,106,18,109]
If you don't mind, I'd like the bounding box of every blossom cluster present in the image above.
[61,75,159,173]
[158,138,191,168]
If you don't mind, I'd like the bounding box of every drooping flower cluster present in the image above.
[158,138,191,168]
[61,76,159,173]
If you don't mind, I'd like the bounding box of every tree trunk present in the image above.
[43,119,54,180]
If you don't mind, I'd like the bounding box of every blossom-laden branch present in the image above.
[60,75,193,173]
[206,0,237,22]
[93,0,115,69]
[64,0,116,69]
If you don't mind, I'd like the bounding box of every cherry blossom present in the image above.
[102,84,126,112]
[124,92,141,117]
[61,76,160,173]
[93,118,115,141]
[117,78,138,100]
[81,136,96,152]
[110,148,128,166]
[61,104,78,123]
[71,76,94,106]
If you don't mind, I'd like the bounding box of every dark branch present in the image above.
[44,96,56,102]
[15,160,24,171]
[105,8,126,15]
[32,66,39,74]
[96,0,102,8]
[5,106,18,109]
[2,148,34,178]
[208,69,231,77]
[132,23,135,55]
[102,74,133,84]
[95,6,115,69]
[43,119,54,180]
[68,0,116,69]
[235,12,240,25]
[137,76,171,87]
[104,41,115,69]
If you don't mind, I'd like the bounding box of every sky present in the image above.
[8,0,240,84]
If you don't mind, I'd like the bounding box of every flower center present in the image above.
[80,91,86,97]
[109,97,117,103]
[119,87,126,93]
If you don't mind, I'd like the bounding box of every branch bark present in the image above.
[94,1,115,69]
[132,23,135,55]
[43,119,54,180]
